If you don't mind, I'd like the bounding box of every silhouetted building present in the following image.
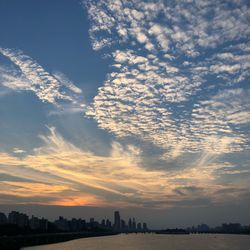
[69,218,86,231]
[128,218,132,230]
[39,218,48,231]
[69,218,78,231]
[114,211,120,230]
[88,218,99,229]
[8,211,29,228]
[54,216,69,231]
[197,223,210,232]
[121,219,126,230]
[222,223,242,233]
[101,219,105,226]
[132,218,136,230]
[0,210,150,235]
[8,211,19,225]
[89,218,94,228]
[30,216,40,230]
[106,219,112,228]
[0,212,7,224]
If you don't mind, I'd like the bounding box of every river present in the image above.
[23,233,250,250]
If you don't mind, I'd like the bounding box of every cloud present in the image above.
[53,71,82,94]
[83,0,250,159]
[0,1,249,208]
[0,64,32,91]
[13,148,26,154]
[0,48,85,112]
[0,127,249,207]
[84,0,249,54]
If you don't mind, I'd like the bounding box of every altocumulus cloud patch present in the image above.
[0,47,85,112]
[83,0,250,158]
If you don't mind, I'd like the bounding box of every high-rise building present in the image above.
[132,218,136,230]
[143,222,147,231]
[121,219,126,230]
[8,211,29,228]
[114,211,120,230]
[8,211,20,225]
[0,212,7,224]
[137,222,142,231]
[30,216,40,230]
[29,215,48,232]
[70,218,86,231]
[128,218,132,230]
[106,219,112,228]
[39,218,48,232]
[69,218,78,232]
[54,216,69,231]
[101,219,106,227]
[89,218,99,229]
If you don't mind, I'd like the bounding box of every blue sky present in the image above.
[0,0,250,226]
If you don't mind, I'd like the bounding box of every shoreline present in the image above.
[22,233,250,250]
[0,231,119,250]
[2,231,250,250]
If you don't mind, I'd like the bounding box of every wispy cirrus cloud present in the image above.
[84,0,250,159]
[0,127,249,207]
[0,47,85,112]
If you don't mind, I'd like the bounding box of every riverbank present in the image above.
[22,233,250,250]
[0,231,118,250]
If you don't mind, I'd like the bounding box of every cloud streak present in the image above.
[0,48,85,112]
[0,127,249,208]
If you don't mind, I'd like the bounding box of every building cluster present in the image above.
[113,211,147,232]
[186,223,250,234]
[1,211,250,235]
[0,211,148,233]
[0,211,48,232]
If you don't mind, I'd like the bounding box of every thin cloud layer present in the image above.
[84,0,250,158]
[0,127,249,207]
[0,48,85,111]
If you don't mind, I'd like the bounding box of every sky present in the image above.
[0,0,250,228]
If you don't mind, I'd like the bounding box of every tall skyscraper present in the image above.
[8,211,29,228]
[132,218,136,230]
[121,219,126,230]
[101,219,105,227]
[0,212,7,224]
[128,218,132,230]
[106,219,111,228]
[114,211,120,230]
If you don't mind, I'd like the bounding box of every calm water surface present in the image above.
[23,234,250,250]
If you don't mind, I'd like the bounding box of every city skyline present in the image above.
[1,209,250,249]
[0,210,148,232]
[0,0,250,228]
[1,209,249,235]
